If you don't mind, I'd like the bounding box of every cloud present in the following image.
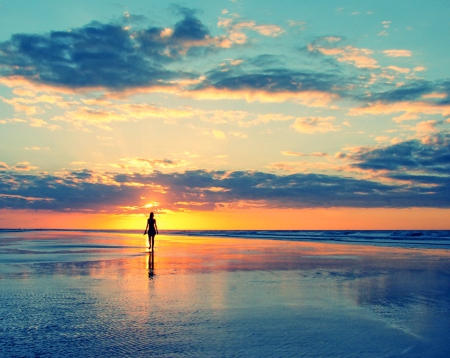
[190,66,343,105]
[0,162,9,170]
[383,49,412,57]
[375,136,390,143]
[0,11,227,91]
[5,93,333,132]
[24,146,50,151]
[307,39,379,69]
[252,24,285,37]
[267,161,338,173]
[198,109,248,124]
[229,131,248,138]
[186,86,339,106]
[71,161,88,166]
[51,102,196,130]
[411,120,440,134]
[422,93,447,99]
[373,81,433,102]
[212,129,226,139]
[347,79,450,121]
[181,53,442,107]
[349,134,450,175]
[12,161,38,171]
[348,100,450,122]
[0,170,145,212]
[287,21,306,30]
[0,193,53,203]
[1,117,27,124]
[112,157,189,172]
[360,80,450,104]
[291,116,340,133]
[1,96,39,115]
[1,166,449,212]
[282,151,329,157]
[218,16,285,45]
[386,66,410,74]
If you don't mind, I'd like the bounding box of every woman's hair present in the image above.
[149,212,154,218]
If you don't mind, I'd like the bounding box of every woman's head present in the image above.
[149,212,154,218]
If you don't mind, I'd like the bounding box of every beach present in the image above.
[1,230,449,357]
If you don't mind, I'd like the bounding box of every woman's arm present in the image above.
[144,221,149,235]
[155,220,158,234]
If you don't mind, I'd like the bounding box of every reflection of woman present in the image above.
[144,212,158,251]
[147,251,155,279]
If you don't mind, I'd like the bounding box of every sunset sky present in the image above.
[1,0,449,229]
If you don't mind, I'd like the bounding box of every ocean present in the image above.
[167,229,450,248]
[2,228,450,249]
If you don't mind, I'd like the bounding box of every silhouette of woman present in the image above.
[144,212,158,251]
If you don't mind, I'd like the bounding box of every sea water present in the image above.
[167,229,450,249]
[3,228,450,248]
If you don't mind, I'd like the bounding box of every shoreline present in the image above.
[1,230,449,269]
[1,228,449,250]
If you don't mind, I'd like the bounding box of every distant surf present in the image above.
[167,230,450,249]
[1,229,449,249]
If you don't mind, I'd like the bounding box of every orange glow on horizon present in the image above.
[1,207,450,230]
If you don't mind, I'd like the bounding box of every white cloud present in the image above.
[213,129,226,139]
[383,49,412,57]
[291,116,340,133]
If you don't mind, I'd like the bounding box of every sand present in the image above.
[1,231,449,357]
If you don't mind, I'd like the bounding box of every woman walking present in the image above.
[144,212,158,251]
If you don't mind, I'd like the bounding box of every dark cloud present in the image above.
[435,80,450,105]
[386,173,449,185]
[172,14,210,41]
[0,171,141,212]
[135,13,215,62]
[0,11,220,90]
[351,134,450,174]
[1,166,449,212]
[195,66,349,97]
[366,81,434,103]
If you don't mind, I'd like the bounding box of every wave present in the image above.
[1,229,449,249]
[164,230,450,249]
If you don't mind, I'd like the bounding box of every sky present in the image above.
[0,0,450,230]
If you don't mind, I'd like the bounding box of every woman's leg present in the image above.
[148,234,151,249]
[151,235,155,251]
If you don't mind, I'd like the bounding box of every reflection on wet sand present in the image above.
[147,235,450,275]
[1,232,450,357]
[147,251,155,279]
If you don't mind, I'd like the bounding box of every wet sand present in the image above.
[1,231,450,357]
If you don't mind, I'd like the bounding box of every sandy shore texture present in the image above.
[1,231,449,357]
